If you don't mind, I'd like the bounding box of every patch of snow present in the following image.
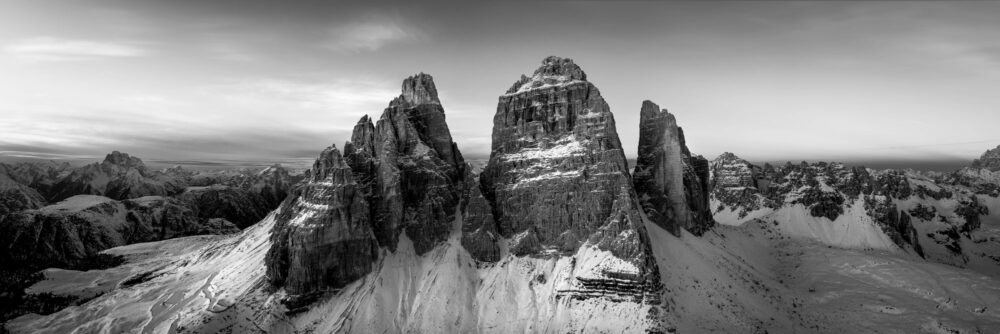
[39,195,115,212]
[501,137,586,162]
[510,170,581,189]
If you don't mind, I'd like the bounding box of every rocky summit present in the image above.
[633,100,714,236]
[266,73,467,301]
[47,151,186,202]
[343,73,466,255]
[265,145,377,306]
[479,56,663,310]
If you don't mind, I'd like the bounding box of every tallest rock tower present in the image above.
[481,56,637,254]
[479,57,664,330]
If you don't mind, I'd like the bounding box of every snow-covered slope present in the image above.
[11,199,1000,333]
[7,204,659,333]
[710,153,1000,278]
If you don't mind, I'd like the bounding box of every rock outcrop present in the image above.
[478,56,662,312]
[632,100,714,236]
[971,145,1000,171]
[48,151,186,202]
[343,73,466,255]
[265,146,377,306]
[710,152,765,217]
[0,195,237,269]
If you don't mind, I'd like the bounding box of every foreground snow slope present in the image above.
[7,206,653,333]
[9,205,1000,333]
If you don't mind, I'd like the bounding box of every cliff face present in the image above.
[344,73,466,255]
[632,100,714,236]
[459,167,501,262]
[480,56,633,254]
[266,73,467,302]
[265,146,377,306]
[478,57,663,321]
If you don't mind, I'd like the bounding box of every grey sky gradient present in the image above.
[1,1,999,169]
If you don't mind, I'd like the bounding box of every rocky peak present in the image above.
[711,152,758,189]
[102,151,146,172]
[345,115,376,159]
[633,100,714,236]
[392,72,440,107]
[716,152,741,162]
[640,100,665,118]
[344,73,466,255]
[266,144,377,305]
[505,56,588,94]
[971,145,1000,171]
[310,145,352,183]
[479,57,663,321]
[268,73,467,304]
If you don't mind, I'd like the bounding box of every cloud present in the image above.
[4,36,149,61]
[323,16,420,53]
[210,77,397,114]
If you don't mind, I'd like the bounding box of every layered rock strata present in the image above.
[478,56,663,309]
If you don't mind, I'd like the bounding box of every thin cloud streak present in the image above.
[322,15,421,53]
[4,36,150,61]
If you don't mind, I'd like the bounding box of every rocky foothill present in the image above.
[0,153,302,271]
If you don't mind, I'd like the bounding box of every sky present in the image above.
[1,1,999,171]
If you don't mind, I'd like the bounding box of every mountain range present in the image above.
[2,56,999,333]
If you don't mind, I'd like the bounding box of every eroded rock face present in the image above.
[0,195,237,269]
[265,146,377,305]
[632,100,714,236]
[864,195,924,257]
[460,167,500,262]
[479,56,662,310]
[971,145,1000,171]
[481,56,632,253]
[344,73,466,255]
[266,73,466,302]
[709,155,943,255]
[710,152,765,217]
